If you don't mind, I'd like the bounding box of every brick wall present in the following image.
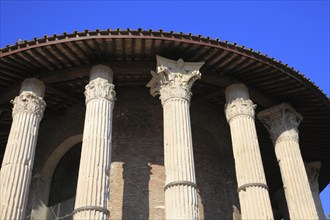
[28,86,239,219]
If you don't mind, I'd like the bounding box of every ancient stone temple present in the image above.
[0,29,329,220]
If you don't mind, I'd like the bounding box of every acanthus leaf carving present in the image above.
[257,102,303,145]
[85,78,116,104]
[224,98,256,122]
[11,92,46,119]
[147,56,204,105]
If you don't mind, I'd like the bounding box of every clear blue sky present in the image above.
[1,0,329,216]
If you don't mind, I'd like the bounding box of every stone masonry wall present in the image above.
[27,86,239,219]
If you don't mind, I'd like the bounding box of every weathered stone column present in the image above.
[0,78,46,219]
[258,102,318,219]
[224,83,273,220]
[305,161,326,219]
[73,65,116,219]
[147,55,204,219]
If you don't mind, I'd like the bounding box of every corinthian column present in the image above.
[147,55,204,219]
[258,102,318,219]
[305,161,326,219]
[73,65,116,220]
[224,83,273,220]
[0,78,46,219]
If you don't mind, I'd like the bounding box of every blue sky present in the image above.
[1,1,329,96]
[1,0,329,216]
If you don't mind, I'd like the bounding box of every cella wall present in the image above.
[26,86,239,220]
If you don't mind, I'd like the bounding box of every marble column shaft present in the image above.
[225,83,273,220]
[0,78,46,219]
[147,55,204,219]
[305,161,326,219]
[73,65,116,220]
[258,102,318,219]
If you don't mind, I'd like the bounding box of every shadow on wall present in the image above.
[109,86,165,219]
[193,126,240,219]
[122,162,151,219]
[191,104,240,219]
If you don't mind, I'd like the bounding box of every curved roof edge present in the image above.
[1,28,329,104]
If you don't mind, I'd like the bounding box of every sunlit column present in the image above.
[224,83,273,220]
[147,55,204,219]
[258,103,318,219]
[73,65,116,220]
[0,78,46,219]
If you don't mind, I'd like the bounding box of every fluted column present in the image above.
[73,65,116,220]
[147,55,204,219]
[224,83,273,220]
[305,161,326,219]
[0,78,46,219]
[258,102,318,219]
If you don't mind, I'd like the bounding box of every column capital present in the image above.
[305,161,321,192]
[224,83,256,122]
[11,78,46,119]
[225,99,256,122]
[257,102,303,144]
[85,65,116,104]
[146,55,204,104]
